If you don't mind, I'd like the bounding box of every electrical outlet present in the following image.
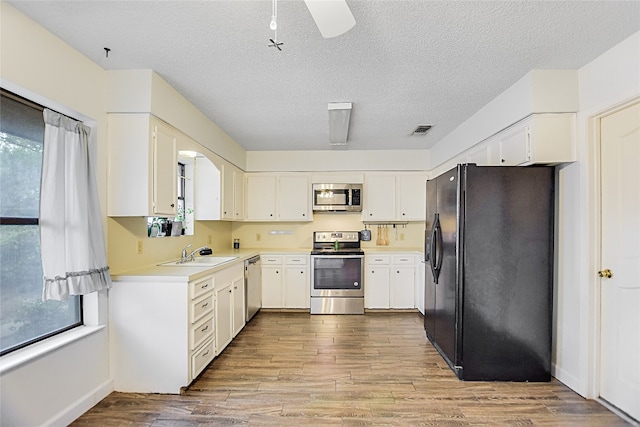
[256,233,261,241]
[136,240,143,254]
[207,235,212,244]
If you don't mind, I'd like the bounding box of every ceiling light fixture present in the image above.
[328,102,352,146]
[268,0,283,51]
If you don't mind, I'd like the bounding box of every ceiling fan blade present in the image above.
[304,0,356,38]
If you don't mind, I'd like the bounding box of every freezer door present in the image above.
[424,178,438,339]
[432,167,460,367]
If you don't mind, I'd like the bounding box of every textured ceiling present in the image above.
[7,1,640,151]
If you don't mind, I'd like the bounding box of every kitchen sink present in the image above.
[158,256,238,267]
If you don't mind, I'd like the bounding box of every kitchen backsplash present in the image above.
[231,213,424,250]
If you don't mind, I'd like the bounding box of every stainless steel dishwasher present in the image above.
[244,255,261,322]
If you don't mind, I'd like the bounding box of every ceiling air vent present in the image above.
[412,125,432,136]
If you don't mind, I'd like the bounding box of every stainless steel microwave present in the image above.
[312,183,363,212]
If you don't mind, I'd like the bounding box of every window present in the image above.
[0,90,82,356]
[177,161,186,222]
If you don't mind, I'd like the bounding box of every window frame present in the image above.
[0,89,84,357]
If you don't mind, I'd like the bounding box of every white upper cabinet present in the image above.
[246,174,277,220]
[221,164,244,221]
[108,113,177,217]
[245,173,311,221]
[363,173,427,222]
[194,156,221,221]
[363,174,396,221]
[464,113,576,167]
[396,173,428,221]
[278,175,311,221]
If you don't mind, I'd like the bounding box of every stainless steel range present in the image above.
[310,231,364,314]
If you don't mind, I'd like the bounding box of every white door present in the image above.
[599,102,640,421]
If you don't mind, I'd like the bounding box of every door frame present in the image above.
[586,95,640,416]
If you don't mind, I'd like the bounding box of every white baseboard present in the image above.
[45,379,113,427]
[552,363,585,397]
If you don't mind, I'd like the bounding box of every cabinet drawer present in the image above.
[191,293,214,324]
[191,276,214,300]
[191,339,215,379]
[261,255,283,265]
[367,255,390,265]
[191,314,214,351]
[393,255,415,265]
[285,255,308,265]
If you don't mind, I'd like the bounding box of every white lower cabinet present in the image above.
[109,262,245,394]
[365,253,416,309]
[110,274,215,394]
[214,264,244,354]
[232,276,245,337]
[261,254,310,308]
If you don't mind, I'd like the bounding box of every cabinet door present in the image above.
[261,266,283,308]
[221,164,235,220]
[194,157,221,220]
[390,267,415,309]
[246,175,277,220]
[232,276,245,337]
[397,173,428,221]
[499,125,530,166]
[365,266,390,308]
[363,174,396,221]
[233,169,245,220]
[284,267,309,308]
[215,282,233,354]
[278,175,311,221]
[152,120,178,216]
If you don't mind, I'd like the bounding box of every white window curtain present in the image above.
[40,109,111,301]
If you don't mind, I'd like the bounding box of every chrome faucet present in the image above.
[180,244,192,263]
[180,244,212,263]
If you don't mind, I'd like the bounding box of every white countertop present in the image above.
[112,246,424,282]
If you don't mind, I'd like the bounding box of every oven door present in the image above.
[310,254,364,297]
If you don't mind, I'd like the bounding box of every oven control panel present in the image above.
[314,231,359,243]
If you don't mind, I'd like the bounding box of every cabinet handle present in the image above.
[234,286,238,289]
[202,350,210,357]
[229,289,232,293]
[300,271,304,274]
[201,325,209,332]
[276,270,279,274]
[201,302,208,308]
[202,284,209,289]
[171,203,175,208]
[302,213,306,216]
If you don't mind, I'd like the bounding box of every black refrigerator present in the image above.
[424,164,554,381]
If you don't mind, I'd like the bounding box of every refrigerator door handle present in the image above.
[434,217,443,280]
[430,214,441,284]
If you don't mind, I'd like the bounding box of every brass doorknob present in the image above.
[598,269,613,278]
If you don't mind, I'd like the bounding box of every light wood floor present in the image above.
[72,311,629,426]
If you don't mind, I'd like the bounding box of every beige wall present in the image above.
[0,3,111,426]
[107,218,233,274]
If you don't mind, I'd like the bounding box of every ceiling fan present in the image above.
[269,0,355,49]
[303,0,356,39]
